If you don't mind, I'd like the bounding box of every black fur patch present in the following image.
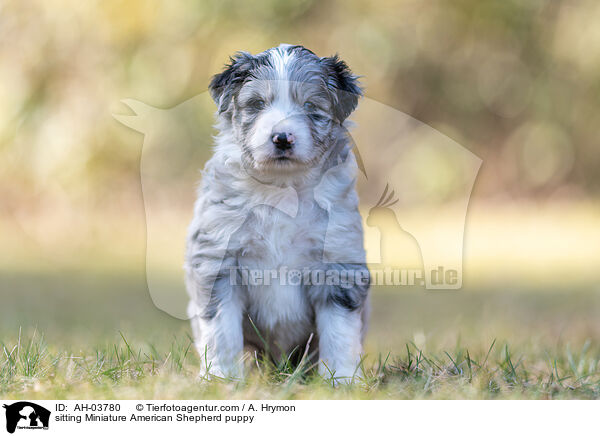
[306,263,371,312]
[209,52,273,114]
[320,54,363,122]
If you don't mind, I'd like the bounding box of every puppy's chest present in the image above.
[233,199,327,336]
[237,199,327,269]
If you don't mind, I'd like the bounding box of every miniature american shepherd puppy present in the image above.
[185,44,369,382]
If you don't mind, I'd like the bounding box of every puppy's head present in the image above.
[209,44,362,172]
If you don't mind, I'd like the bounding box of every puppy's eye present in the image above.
[303,101,317,112]
[309,113,327,123]
[249,99,266,110]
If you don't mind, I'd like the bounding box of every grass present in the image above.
[3,329,600,399]
[1,271,600,399]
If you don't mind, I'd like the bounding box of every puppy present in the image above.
[185,44,369,382]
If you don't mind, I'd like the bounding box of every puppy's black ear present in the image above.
[209,52,256,114]
[321,54,363,122]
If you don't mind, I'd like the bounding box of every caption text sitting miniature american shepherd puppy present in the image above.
[185,44,370,383]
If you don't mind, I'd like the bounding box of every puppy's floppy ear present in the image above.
[209,52,256,114]
[321,54,363,122]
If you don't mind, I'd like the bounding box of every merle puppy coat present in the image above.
[185,44,369,381]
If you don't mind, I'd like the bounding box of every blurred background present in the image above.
[1,0,599,357]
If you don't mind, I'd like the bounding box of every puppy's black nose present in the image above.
[272,132,295,150]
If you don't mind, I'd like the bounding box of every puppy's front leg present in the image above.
[309,263,369,383]
[316,304,364,383]
[188,267,245,379]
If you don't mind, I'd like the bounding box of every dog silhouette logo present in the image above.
[114,90,482,318]
[2,402,50,433]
